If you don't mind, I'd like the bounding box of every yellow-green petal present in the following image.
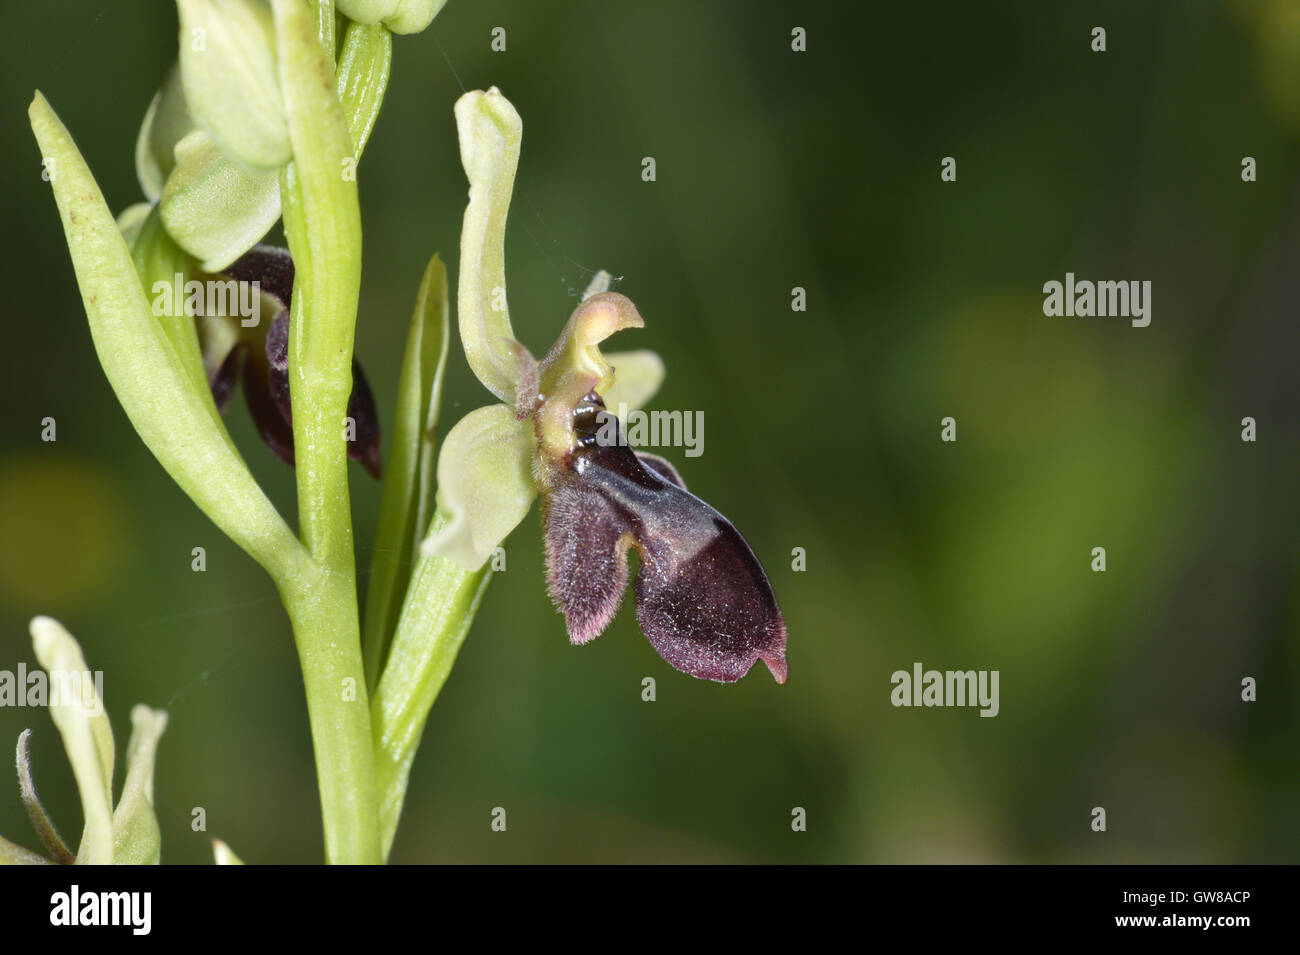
[600,349,665,413]
[111,706,168,865]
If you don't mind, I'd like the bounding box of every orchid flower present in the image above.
[207,245,383,477]
[422,89,789,684]
[0,618,168,866]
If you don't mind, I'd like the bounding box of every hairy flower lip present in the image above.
[542,395,788,684]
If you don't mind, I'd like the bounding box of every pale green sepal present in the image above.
[175,0,292,170]
[29,616,114,866]
[160,129,281,273]
[420,404,538,572]
[135,64,195,201]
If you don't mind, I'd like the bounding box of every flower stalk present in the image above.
[272,0,377,864]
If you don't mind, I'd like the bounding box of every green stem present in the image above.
[272,0,377,864]
[278,559,380,864]
[372,509,492,858]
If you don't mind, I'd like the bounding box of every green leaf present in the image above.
[29,91,308,581]
[362,253,449,690]
[420,404,538,571]
[111,706,168,865]
[29,616,114,866]
[373,508,492,858]
[16,729,75,865]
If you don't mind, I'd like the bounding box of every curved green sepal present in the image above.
[454,88,535,407]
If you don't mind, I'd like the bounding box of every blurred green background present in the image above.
[1,0,1297,863]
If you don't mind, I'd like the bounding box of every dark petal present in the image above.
[543,483,632,645]
[222,245,295,309]
[346,360,382,479]
[265,308,290,371]
[543,437,788,683]
[264,310,294,426]
[210,342,245,413]
[242,348,295,467]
